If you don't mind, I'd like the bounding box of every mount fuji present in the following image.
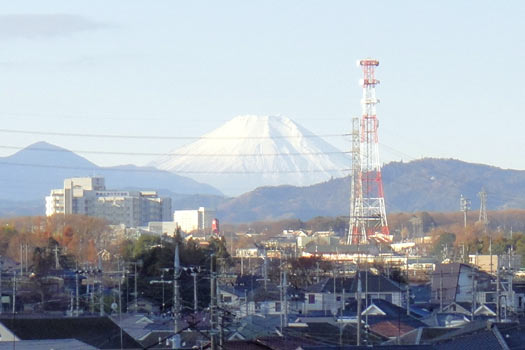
[150,115,350,195]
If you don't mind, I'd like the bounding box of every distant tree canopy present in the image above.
[120,233,232,312]
[431,232,456,259]
[0,214,111,274]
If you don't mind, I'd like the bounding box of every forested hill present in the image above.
[216,158,525,222]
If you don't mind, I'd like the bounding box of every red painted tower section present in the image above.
[212,218,220,235]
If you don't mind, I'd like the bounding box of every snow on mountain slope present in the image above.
[151,115,350,195]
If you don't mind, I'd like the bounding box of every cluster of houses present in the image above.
[0,258,524,349]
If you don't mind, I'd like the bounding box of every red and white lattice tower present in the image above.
[347,58,390,245]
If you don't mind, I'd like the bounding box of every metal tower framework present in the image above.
[478,188,488,227]
[348,58,390,245]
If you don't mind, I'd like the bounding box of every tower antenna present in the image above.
[348,58,390,244]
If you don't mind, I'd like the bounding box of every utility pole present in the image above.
[91,274,95,314]
[508,249,514,315]
[339,288,345,346]
[406,252,410,316]
[460,195,471,228]
[283,268,288,328]
[54,245,60,269]
[162,270,166,312]
[240,256,244,277]
[333,267,337,317]
[173,244,181,349]
[496,266,501,322]
[244,290,248,317]
[490,237,493,275]
[25,243,28,274]
[12,271,16,314]
[99,275,104,316]
[0,260,3,314]
[439,270,443,312]
[280,268,283,332]
[192,269,198,314]
[356,268,362,346]
[210,254,217,350]
[263,249,268,291]
[118,269,123,349]
[365,266,368,326]
[134,263,138,313]
[20,244,23,276]
[75,271,80,317]
[471,269,477,321]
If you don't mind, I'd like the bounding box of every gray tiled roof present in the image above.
[0,316,142,349]
[0,339,97,350]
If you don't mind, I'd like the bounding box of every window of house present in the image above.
[275,302,281,312]
[486,293,495,302]
[309,294,316,304]
[223,296,232,303]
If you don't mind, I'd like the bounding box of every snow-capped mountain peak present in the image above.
[151,115,349,195]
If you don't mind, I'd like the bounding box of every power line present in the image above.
[0,128,348,140]
[0,161,350,174]
[0,144,350,157]
[2,111,351,122]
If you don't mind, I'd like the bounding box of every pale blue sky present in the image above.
[1,1,524,170]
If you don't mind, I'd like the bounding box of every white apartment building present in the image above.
[45,177,172,228]
[173,207,216,233]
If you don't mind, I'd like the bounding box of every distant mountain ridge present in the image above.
[0,142,222,214]
[214,158,525,222]
[3,143,525,222]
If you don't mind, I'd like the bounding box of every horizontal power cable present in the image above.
[0,161,351,174]
[2,111,351,122]
[0,145,351,157]
[0,128,349,140]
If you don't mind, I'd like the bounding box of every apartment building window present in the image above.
[308,294,315,304]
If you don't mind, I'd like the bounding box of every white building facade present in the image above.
[173,207,216,233]
[45,177,172,227]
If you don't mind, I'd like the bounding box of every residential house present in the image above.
[219,275,302,318]
[303,271,406,315]
[343,299,427,340]
[431,262,525,316]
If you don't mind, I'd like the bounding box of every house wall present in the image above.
[455,265,475,303]
[302,292,341,314]
[0,323,18,342]
[302,291,403,314]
